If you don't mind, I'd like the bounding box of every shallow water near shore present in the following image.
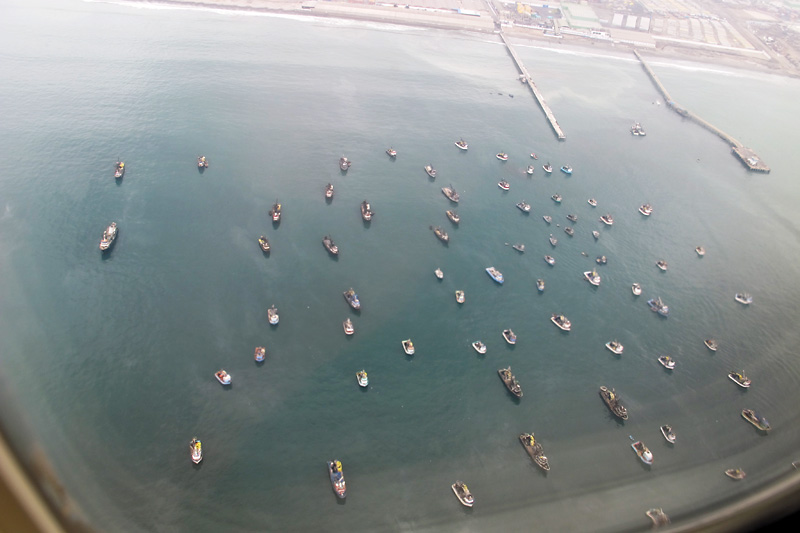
[2,1,800,531]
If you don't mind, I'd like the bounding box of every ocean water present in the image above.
[2,1,800,531]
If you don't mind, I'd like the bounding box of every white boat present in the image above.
[343,318,354,335]
[725,468,746,480]
[734,293,753,305]
[386,147,397,157]
[587,198,597,207]
[512,243,525,253]
[658,355,676,370]
[632,283,642,296]
[544,255,555,266]
[549,234,557,247]
[550,313,571,331]
[595,255,607,265]
[542,215,552,224]
[268,305,279,325]
[704,339,718,351]
[254,346,266,362]
[728,370,751,388]
[496,152,509,161]
[455,290,465,304]
[114,161,125,179]
[434,268,444,280]
[543,163,553,173]
[472,341,487,354]
[536,279,545,292]
[356,370,369,387]
[516,201,531,212]
[660,425,676,444]
[189,437,203,464]
[455,139,468,151]
[502,329,516,345]
[551,194,562,203]
[592,230,600,240]
[402,339,415,355]
[605,340,623,355]
[696,246,706,256]
[584,270,601,286]
[599,214,614,226]
[424,165,436,178]
[498,180,510,191]
[639,203,653,216]
[646,508,670,527]
[560,165,573,174]
[99,222,118,251]
[656,260,668,271]
[526,165,534,175]
[631,437,654,465]
[215,369,231,385]
[451,481,474,507]
[486,267,504,284]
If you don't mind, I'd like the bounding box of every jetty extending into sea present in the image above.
[500,32,566,141]
[633,50,769,173]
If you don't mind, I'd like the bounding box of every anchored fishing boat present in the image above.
[99,222,117,251]
[704,339,718,351]
[455,138,468,151]
[441,185,460,203]
[550,313,571,331]
[498,367,522,397]
[343,318,354,335]
[519,433,550,471]
[197,156,209,168]
[432,226,449,243]
[189,437,203,464]
[599,386,628,420]
[270,201,282,223]
[584,270,601,286]
[356,369,368,387]
[660,425,676,444]
[343,288,361,310]
[268,305,279,325]
[361,200,374,221]
[631,437,653,465]
[424,165,437,178]
[658,355,676,370]
[258,236,270,252]
[114,161,125,178]
[325,183,334,199]
[215,369,231,386]
[486,267,504,284]
[327,460,346,498]
[455,290,465,304]
[605,340,624,355]
[472,340,486,354]
[451,481,474,507]
[322,235,339,255]
[741,409,771,432]
[502,329,516,345]
[402,339,415,355]
[339,157,351,171]
[729,371,751,388]
[254,346,266,362]
[725,468,746,480]
[386,147,397,158]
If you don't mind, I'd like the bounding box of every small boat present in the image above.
[516,201,531,213]
[566,214,578,222]
[270,201,282,223]
[215,369,231,385]
[451,481,474,507]
[560,165,573,174]
[322,235,339,256]
[386,147,397,158]
[729,370,751,388]
[542,215,552,224]
[632,283,642,296]
[472,341,486,354]
[519,433,550,471]
[432,226,449,243]
[660,425,676,444]
[254,346,266,362]
[704,339,718,351]
[543,162,553,173]
[325,183,334,199]
[549,234,557,247]
[530,152,538,160]
[114,161,125,178]
[498,367,523,397]
[550,313,571,331]
[498,180,510,191]
[424,165,437,178]
[551,194,562,203]
[268,305,279,325]
[544,255,555,266]
[441,185,460,203]
[584,270,601,286]
[258,236,270,252]
[496,152,509,161]
[725,468,746,480]
[343,288,361,310]
[327,460,346,499]
[596,255,607,265]
[647,297,669,317]
[189,437,203,464]
[197,156,209,168]
[512,243,525,253]
[402,339,415,355]
[361,200,374,221]
[564,226,574,236]
[631,437,654,465]
[502,329,516,345]
[486,267,504,284]
[356,370,368,387]
[646,508,670,527]
[339,156,351,171]
[734,293,753,305]
[343,318,354,335]
[741,409,771,432]
[526,165,534,175]
[658,355,676,370]
[434,268,444,280]
[455,290,465,304]
[587,198,597,207]
[592,230,600,240]
[455,138,468,151]
[631,122,646,136]
[536,279,545,292]
[99,222,117,251]
[599,214,614,226]
[605,340,624,355]
[656,260,668,271]
[446,210,460,224]
[599,386,628,420]
[695,246,706,256]
[639,204,653,216]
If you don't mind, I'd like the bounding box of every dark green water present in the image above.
[1,1,800,531]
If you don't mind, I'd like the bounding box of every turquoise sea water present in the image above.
[2,1,800,531]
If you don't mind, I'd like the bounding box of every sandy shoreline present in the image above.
[117,0,796,78]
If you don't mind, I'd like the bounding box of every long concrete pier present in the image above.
[633,50,769,172]
[500,33,566,141]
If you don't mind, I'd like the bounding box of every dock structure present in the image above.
[633,50,769,173]
[500,32,566,141]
